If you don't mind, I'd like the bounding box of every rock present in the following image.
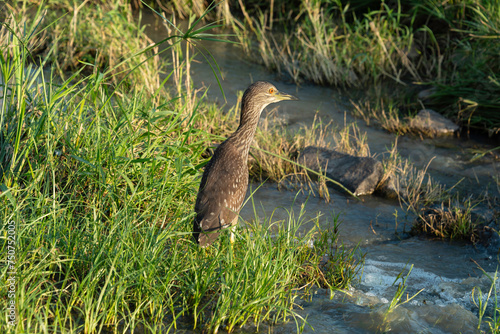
[417,304,479,334]
[410,109,459,136]
[298,146,384,196]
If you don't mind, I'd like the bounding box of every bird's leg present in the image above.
[229,217,238,245]
[229,225,237,258]
[230,225,236,244]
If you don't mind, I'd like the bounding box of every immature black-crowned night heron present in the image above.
[193,81,298,247]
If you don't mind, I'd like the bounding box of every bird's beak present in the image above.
[276,91,299,101]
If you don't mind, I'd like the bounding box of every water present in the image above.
[142,13,500,333]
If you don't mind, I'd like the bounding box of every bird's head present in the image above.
[243,81,298,111]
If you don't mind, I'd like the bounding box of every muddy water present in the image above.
[143,14,499,333]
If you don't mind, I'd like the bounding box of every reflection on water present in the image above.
[142,12,499,333]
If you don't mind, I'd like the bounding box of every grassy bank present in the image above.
[0,2,364,332]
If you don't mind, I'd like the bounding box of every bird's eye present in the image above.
[269,88,275,94]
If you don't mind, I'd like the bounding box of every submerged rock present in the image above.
[410,109,459,136]
[298,146,383,196]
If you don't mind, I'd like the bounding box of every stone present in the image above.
[418,304,478,334]
[298,146,384,196]
[409,109,459,136]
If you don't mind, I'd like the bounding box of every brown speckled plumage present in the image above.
[193,81,298,246]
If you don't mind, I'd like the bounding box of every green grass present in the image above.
[473,270,500,333]
[0,3,363,332]
[377,264,423,332]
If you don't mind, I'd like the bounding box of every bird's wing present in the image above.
[194,143,245,232]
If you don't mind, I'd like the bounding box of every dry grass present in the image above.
[333,121,371,157]
[350,98,413,135]
[231,0,421,87]
[148,0,234,25]
[0,7,48,57]
[382,142,447,207]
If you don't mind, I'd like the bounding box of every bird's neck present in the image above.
[229,102,266,157]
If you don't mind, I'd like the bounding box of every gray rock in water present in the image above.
[410,109,459,136]
[298,146,384,196]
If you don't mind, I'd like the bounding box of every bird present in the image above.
[193,81,298,247]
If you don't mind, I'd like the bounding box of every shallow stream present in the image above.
[143,14,500,333]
